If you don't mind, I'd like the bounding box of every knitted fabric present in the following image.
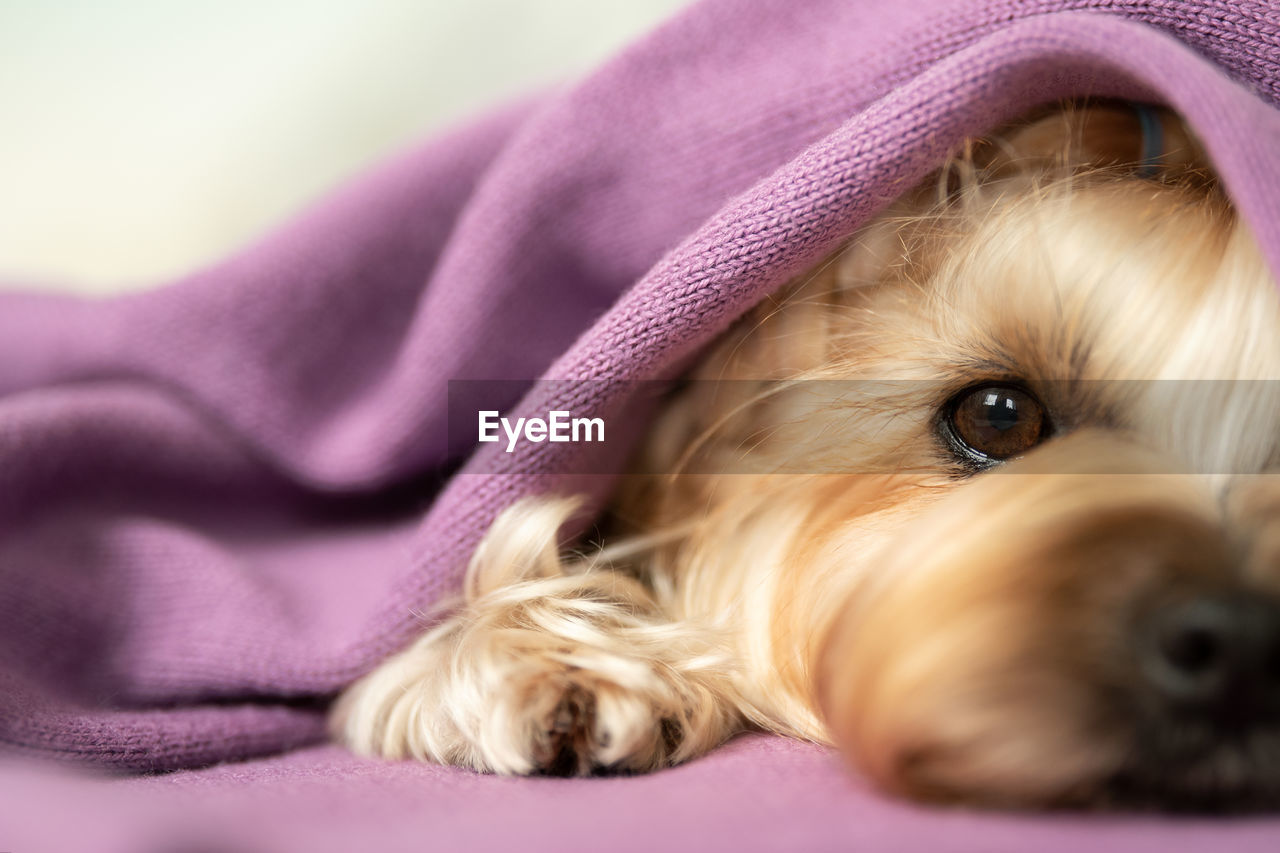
[1,0,1278,821]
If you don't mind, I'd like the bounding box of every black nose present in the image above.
[1139,592,1280,722]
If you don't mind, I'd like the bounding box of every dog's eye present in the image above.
[945,384,1047,463]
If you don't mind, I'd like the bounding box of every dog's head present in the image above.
[628,103,1280,809]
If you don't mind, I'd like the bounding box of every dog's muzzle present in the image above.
[818,431,1280,810]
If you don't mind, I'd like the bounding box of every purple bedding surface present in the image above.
[2,0,1280,847]
[5,736,1280,853]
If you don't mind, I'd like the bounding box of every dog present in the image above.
[334,101,1280,810]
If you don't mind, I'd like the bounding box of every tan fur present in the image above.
[335,102,1280,807]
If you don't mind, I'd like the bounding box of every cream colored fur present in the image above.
[334,102,1280,806]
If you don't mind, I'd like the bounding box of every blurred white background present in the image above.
[0,0,689,293]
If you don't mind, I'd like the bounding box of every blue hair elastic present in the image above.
[1132,102,1164,179]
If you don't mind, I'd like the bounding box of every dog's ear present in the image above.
[965,101,1208,185]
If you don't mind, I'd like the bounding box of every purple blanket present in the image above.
[3,0,1280,848]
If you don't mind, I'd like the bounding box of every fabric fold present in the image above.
[2,0,1279,776]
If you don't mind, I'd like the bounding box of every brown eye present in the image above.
[945,384,1047,463]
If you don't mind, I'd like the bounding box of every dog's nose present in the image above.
[1139,592,1280,722]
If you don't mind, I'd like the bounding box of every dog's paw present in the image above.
[335,627,693,775]
[334,498,742,776]
[334,577,741,776]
